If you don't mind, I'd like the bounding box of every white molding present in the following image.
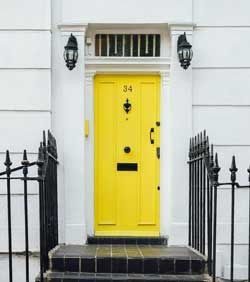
[84,71,95,236]
[86,23,170,59]
[88,23,168,31]
[85,71,96,85]
[85,57,171,74]
[169,24,195,35]
[86,56,171,65]
[58,23,88,35]
[160,71,170,86]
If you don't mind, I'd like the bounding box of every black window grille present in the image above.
[95,34,161,57]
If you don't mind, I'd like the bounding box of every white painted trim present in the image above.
[58,23,88,33]
[169,23,195,34]
[56,26,87,244]
[86,56,171,65]
[160,71,171,236]
[85,57,171,73]
[84,70,95,236]
[86,24,170,58]
[87,23,168,31]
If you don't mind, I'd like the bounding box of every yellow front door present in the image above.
[94,74,160,236]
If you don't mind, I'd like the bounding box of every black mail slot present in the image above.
[117,163,138,171]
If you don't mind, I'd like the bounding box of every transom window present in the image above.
[95,34,161,57]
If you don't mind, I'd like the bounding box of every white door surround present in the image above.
[57,23,193,244]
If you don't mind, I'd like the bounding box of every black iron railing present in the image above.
[2,130,58,282]
[189,131,250,282]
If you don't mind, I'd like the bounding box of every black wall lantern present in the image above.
[177,32,193,70]
[64,33,78,70]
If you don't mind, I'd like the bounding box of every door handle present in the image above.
[124,146,131,153]
[150,128,155,144]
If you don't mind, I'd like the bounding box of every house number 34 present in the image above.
[123,85,133,93]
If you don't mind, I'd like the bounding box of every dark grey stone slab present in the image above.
[87,236,168,246]
[45,271,212,281]
[48,245,207,276]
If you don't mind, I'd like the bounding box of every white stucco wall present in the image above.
[1,0,250,281]
[193,1,250,278]
[0,0,51,281]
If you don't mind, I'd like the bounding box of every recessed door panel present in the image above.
[94,75,160,236]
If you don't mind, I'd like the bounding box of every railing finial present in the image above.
[210,144,214,168]
[230,155,238,183]
[21,150,29,166]
[37,142,45,177]
[4,150,12,168]
[189,138,192,159]
[43,130,46,147]
[247,165,250,182]
[212,153,221,185]
[200,132,203,154]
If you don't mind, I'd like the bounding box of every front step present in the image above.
[45,272,211,281]
[49,245,207,275]
[87,236,168,245]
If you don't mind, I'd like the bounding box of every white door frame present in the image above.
[57,23,193,243]
[84,57,171,236]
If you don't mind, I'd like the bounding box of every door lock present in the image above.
[149,128,155,144]
[124,146,131,153]
[156,147,160,159]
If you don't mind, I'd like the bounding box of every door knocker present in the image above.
[123,98,132,114]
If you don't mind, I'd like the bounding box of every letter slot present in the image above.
[117,163,138,171]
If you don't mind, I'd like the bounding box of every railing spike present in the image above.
[190,137,193,159]
[212,152,221,184]
[215,152,219,168]
[199,132,204,153]
[38,143,44,162]
[43,130,46,147]
[247,165,250,182]
[197,134,200,155]
[230,155,237,171]
[189,138,192,159]
[21,149,29,166]
[194,136,197,157]
[4,150,12,167]
[230,155,238,183]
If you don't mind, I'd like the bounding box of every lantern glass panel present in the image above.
[190,49,193,60]
[74,50,78,61]
[63,50,68,61]
[67,49,74,60]
[183,49,189,59]
[178,49,183,60]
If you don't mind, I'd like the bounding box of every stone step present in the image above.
[49,245,207,275]
[87,236,168,245]
[45,272,211,281]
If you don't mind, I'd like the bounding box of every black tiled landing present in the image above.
[87,236,168,245]
[49,245,207,275]
[45,272,211,281]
